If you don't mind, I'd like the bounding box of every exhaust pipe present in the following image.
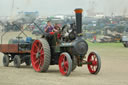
[74,8,83,34]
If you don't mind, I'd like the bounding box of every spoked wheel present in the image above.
[31,39,51,72]
[13,55,21,68]
[59,52,72,76]
[3,55,10,67]
[87,52,101,74]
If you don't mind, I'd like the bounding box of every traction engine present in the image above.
[31,8,101,76]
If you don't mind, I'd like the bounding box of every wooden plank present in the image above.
[0,44,31,54]
[0,44,18,53]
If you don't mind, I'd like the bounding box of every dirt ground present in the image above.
[0,31,128,85]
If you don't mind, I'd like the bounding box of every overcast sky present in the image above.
[0,0,128,16]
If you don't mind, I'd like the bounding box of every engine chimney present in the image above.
[74,8,83,34]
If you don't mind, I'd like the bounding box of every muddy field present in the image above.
[0,31,128,85]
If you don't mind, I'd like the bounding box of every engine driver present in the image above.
[44,21,54,33]
[44,21,58,33]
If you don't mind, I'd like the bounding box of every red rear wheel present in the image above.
[59,52,72,76]
[31,40,44,71]
[87,52,101,74]
[31,39,51,72]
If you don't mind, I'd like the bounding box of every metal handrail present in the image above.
[33,22,44,33]
[0,24,29,44]
[15,24,28,37]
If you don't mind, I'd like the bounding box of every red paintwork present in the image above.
[49,32,55,35]
[0,44,30,53]
[59,54,69,75]
[31,40,44,72]
[74,9,83,13]
[87,52,98,73]
[0,44,18,53]
[49,32,61,39]
[57,34,61,39]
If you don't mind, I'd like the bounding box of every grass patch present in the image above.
[86,40,123,48]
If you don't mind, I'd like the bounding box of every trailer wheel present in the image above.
[13,55,21,68]
[59,52,72,76]
[72,56,77,71]
[31,39,51,72]
[3,55,9,67]
[87,52,101,74]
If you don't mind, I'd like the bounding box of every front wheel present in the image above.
[59,52,72,76]
[87,52,101,74]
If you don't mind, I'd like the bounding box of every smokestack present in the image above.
[74,8,83,34]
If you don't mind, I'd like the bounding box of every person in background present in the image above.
[44,21,54,33]
[93,35,97,43]
[54,23,60,32]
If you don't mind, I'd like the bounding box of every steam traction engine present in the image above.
[31,8,101,76]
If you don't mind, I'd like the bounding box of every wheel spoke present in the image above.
[39,47,43,52]
[38,63,41,70]
[34,44,38,49]
[35,46,40,53]
[40,52,44,56]
[95,61,97,65]
[90,56,93,62]
[63,56,65,62]
[93,66,95,71]
[37,58,41,70]
[64,65,68,71]
[34,59,40,65]
[94,66,97,70]
[93,55,97,62]
[62,66,65,71]
[93,55,96,61]
[64,61,68,66]
[32,52,36,56]
[91,66,94,71]
[63,56,67,64]
[64,60,68,72]
[38,42,42,48]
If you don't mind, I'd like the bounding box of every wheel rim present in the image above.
[31,40,44,72]
[87,52,98,74]
[59,54,69,75]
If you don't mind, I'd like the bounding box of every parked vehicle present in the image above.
[121,26,128,47]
